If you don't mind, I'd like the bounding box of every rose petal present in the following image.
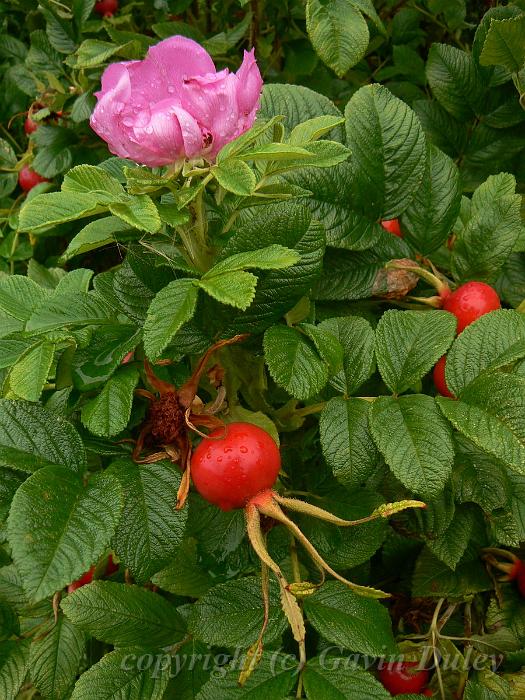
[235,49,263,117]
[180,70,242,158]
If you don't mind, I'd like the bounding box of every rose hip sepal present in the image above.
[378,661,430,695]
[482,548,525,596]
[90,35,263,167]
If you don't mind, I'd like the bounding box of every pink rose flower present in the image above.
[90,36,263,167]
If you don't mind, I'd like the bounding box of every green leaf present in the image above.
[7,467,122,602]
[451,173,522,283]
[62,164,125,204]
[303,582,396,656]
[319,316,375,395]
[0,599,18,641]
[412,547,492,597]
[289,115,345,145]
[199,271,257,310]
[370,395,454,498]
[480,15,525,74]
[0,400,86,473]
[70,647,170,700]
[109,195,162,233]
[264,325,329,399]
[303,657,391,699]
[143,278,199,360]
[71,325,141,391]
[0,275,51,321]
[195,651,297,700]
[375,310,457,394]
[80,366,139,438]
[437,373,525,474]
[205,245,301,277]
[0,138,18,198]
[61,581,185,646]
[299,322,343,376]
[426,505,479,570]
[0,640,30,700]
[344,84,427,220]
[306,0,369,77]
[239,143,315,161]
[61,217,133,262]
[260,84,344,139]
[320,397,379,489]
[189,576,287,647]
[401,144,462,254]
[26,292,115,333]
[446,310,525,395]
[426,43,482,121]
[8,341,55,402]
[151,538,212,597]
[212,159,256,195]
[29,615,86,700]
[18,192,100,233]
[67,39,125,68]
[110,459,188,584]
[453,436,511,512]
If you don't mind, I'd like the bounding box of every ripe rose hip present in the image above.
[24,116,38,135]
[433,355,454,398]
[67,566,95,593]
[94,0,118,16]
[378,661,430,695]
[18,166,49,192]
[381,218,403,237]
[442,281,500,334]
[190,422,281,511]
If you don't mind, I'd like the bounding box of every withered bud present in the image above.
[372,258,420,299]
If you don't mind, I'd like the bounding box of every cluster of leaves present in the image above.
[0,1,525,699]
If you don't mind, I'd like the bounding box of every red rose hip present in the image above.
[442,281,500,334]
[433,355,454,398]
[94,0,118,16]
[67,566,95,593]
[24,116,38,135]
[18,166,48,192]
[190,422,281,511]
[379,661,430,695]
[381,218,403,237]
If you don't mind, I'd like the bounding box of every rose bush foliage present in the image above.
[0,1,525,699]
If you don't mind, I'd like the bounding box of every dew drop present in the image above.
[239,446,248,454]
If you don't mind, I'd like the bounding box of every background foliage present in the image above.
[1,0,525,698]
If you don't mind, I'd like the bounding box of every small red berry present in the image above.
[190,422,281,511]
[381,219,403,237]
[378,661,430,696]
[24,116,38,135]
[94,0,118,16]
[67,566,95,593]
[442,281,501,334]
[18,166,49,192]
[422,690,433,697]
[121,351,134,365]
[433,355,454,398]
